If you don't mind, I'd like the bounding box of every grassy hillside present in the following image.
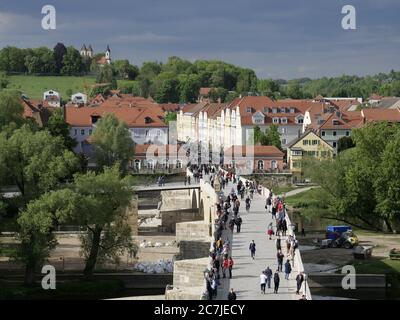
[7,75,96,100]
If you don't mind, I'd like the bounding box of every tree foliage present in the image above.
[302,122,400,232]
[91,114,134,172]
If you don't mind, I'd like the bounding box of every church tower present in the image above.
[105,45,111,64]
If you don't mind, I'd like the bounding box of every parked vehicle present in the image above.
[325,226,359,249]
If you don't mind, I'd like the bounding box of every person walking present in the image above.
[265,266,273,289]
[296,273,305,295]
[260,271,267,294]
[267,223,274,240]
[273,270,280,294]
[284,260,292,280]
[228,288,237,300]
[249,240,256,260]
[277,250,284,272]
[222,257,229,278]
[235,215,242,233]
[228,257,234,279]
[276,237,281,251]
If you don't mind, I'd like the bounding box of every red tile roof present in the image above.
[65,105,167,128]
[362,108,400,122]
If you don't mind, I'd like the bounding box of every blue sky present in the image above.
[0,0,399,79]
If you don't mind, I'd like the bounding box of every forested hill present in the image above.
[0,45,399,103]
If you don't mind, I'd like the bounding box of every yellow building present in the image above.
[287,130,334,181]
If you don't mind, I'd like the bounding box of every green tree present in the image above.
[61,47,84,75]
[154,78,180,103]
[286,80,303,99]
[96,64,115,86]
[0,91,25,131]
[337,136,355,153]
[179,74,201,103]
[16,189,79,285]
[53,43,67,74]
[209,87,228,103]
[265,124,282,149]
[0,126,79,202]
[73,166,134,277]
[236,69,257,94]
[165,112,177,124]
[91,114,134,172]
[45,108,77,150]
[375,130,400,229]
[0,72,9,89]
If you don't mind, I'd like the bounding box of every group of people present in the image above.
[264,192,305,297]
[202,167,308,300]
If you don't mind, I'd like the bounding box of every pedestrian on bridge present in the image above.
[264,266,273,289]
[277,250,284,272]
[228,288,237,300]
[249,240,256,259]
[296,272,305,295]
[235,215,242,233]
[273,270,280,294]
[260,271,267,294]
[284,260,292,280]
[228,257,234,279]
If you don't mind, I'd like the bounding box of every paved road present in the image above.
[216,180,300,300]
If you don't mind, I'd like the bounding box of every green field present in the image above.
[6,75,96,100]
[5,75,139,100]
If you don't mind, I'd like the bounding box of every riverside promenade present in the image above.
[216,179,311,300]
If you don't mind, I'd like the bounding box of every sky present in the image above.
[0,0,399,79]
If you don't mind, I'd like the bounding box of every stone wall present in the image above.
[172,257,210,288]
[175,221,211,242]
[126,195,139,236]
[160,190,193,211]
[161,209,203,233]
[176,240,211,260]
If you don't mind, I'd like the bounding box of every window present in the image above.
[303,140,309,145]
[280,108,286,113]
[257,160,264,170]
[346,131,350,136]
[281,118,288,124]
[292,150,302,156]
[312,140,318,145]
[332,119,340,126]
[321,131,325,136]
[273,118,279,124]
[91,115,101,124]
[333,131,337,136]
[290,108,295,113]
[89,129,92,135]
[145,117,152,124]
[281,128,287,134]
[81,129,85,135]
[293,161,301,168]
[272,108,278,114]
[74,129,77,136]
[333,142,337,148]
[264,107,269,113]
[246,107,252,113]
[281,139,287,145]
[157,130,161,136]
[271,160,277,169]
[296,117,304,124]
